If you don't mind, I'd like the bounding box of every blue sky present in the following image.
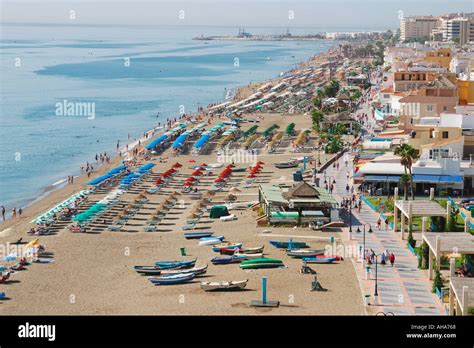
[1,0,472,29]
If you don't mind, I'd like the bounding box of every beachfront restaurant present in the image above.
[258,181,338,225]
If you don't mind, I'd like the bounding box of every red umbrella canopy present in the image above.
[161,172,170,177]
[182,182,193,186]
[250,168,260,174]
[214,178,224,183]
[219,173,229,178]
[191,170,202,176]
[188,159,196,163]
[221,168,232,174]
[257,161,265,165]
[173,162,182,168]
[247,174,256,178]
[253,164,263,169]
[155,178,163,184]
[200,163,208,166]
[187,176,197,181]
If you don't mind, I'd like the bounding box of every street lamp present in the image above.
[356,223,373,270]
[374,252,383,305]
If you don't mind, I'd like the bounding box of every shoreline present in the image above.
[0,45,331,221]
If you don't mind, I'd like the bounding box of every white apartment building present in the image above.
[400,16,439,41]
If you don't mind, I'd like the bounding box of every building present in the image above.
[400,16,439,41]
[457,78,474,105]
[439,16,474,45]
[423,48,452,69]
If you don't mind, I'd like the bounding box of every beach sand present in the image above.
[0,111,364,315]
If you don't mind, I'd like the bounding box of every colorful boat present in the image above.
[154,259,196,269]
[134,266,162,275]
[201,279,248,291]
[160,264,208,276]
[220,246,264,255]
[240,258,284,269]
[286,249,325,258]
[211,255,247,265]
[212,243,243,252]
[269,240,308,249]
[149,273,195,285]
[184,232,214,239]
[302,257,336,264]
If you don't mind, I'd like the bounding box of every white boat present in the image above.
[160,264,208,276]
[275,160,299,169]
[200,279,248,291]
[233,253,263,259]
[199,238,224,246]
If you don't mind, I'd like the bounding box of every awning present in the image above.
[363,174,463,184]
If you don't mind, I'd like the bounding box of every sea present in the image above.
[0,24,377,212]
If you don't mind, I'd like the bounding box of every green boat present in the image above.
[240,258,284,269]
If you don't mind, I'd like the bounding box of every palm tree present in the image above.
[311,109,325,132]
[394,144,419,200]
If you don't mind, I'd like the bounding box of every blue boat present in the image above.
[149,273,196,285]
[211,255,247,265]
[269,240,308,249]
[302,257,336,264]
[154,259,196,269]
[184,232,214,239]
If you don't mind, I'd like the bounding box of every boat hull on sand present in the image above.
[184,232,214,239]
[220,246,264,255]
[302,257,336,264]
[240,258,284,269]
[286,249,325,258]
[160,264,208,276]
[149,273,195,285]
[154,259,196,269]
[201,279,248,291]
[212,243,243,252]
[269,241,307,249]
[134,266,162,275]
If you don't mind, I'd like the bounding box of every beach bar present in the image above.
[258,181,338,225]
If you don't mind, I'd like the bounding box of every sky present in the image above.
[1,0,473,29]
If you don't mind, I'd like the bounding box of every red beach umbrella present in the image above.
[182,182,193,186]
[188,159,196,163]
[187,177,196,182]
[173,162,182,168]
[214,178,224,183]
[247,174,256,178]
[257,161,265,165]
[155,178,163,184]
[191,170,202,176]
[200,163,208,167]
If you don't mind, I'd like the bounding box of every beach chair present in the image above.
[147,187,159,194]
[181,223,196,230]
[114,219,128,225]
[108,225,123,232]
[144,226,158,232]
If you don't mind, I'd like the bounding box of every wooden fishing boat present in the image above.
[233,252,263,259]
[269,240,307,249]
[134,266,162,275]
[239,258,284,269]
[286,249,325,258]
[160,264,208,276]
[211,255,247,265]
[302,257,336,264]
[184,232,214,239]
[149,273,195,285]
[212,243,243,252]
[201,279,248,291]
[154,259,196,269]
[219,246,264,255]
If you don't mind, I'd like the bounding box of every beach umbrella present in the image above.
[186,177,197,182]
[191,170,202,176]
[155,178,163,184]
[183,182,193,186]
[256,161,265,165]
[214,178,224,183]
[173,162,183,168]
[188,159,196,163]
[200,163,208,167]
[247,174,256,178]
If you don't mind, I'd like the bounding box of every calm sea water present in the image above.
[0,24,337,211]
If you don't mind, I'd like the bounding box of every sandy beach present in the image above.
[0,48,365,315]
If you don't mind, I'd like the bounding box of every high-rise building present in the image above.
[400,16,439,41]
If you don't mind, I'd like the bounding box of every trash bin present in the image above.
[293,171,303,182]
[180,247,186,256]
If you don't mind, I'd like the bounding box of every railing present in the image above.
[407,242,416,255]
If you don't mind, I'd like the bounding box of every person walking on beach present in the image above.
[1,206,5,221]
[389,252,395,267]
[18,207,22,217]
[380,252,386,265]
[12,208,16,218]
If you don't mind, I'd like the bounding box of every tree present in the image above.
[394,143,419,200]
[432,263,443,293]
[399,174,411,201]
[332,123,346,136]
[324,80,340,98]
[325,136,343,154]
[311,109,324,132]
